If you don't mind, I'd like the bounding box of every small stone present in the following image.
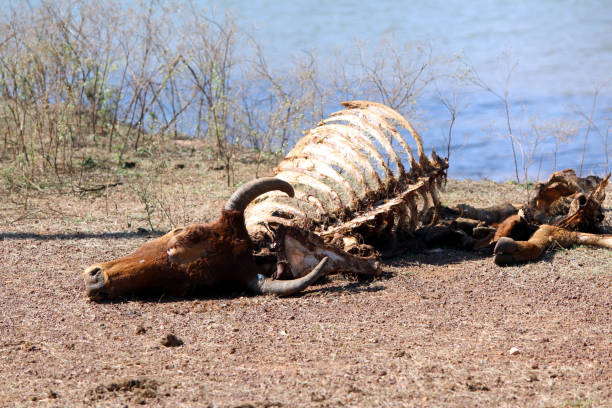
[508,347,520,355]
[135,326,147,335]
[527,372,539,382]
[161,334,183,347]
[466,382,490,391]
[310,392,326,402]
[347,384,363,394]
[23,342,39,352]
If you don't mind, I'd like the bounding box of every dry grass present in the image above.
[0,150,611,407]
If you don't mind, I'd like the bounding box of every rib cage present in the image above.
[245,100,448,252]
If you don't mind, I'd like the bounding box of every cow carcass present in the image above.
[83,101,448,299]
[83,100,612,300]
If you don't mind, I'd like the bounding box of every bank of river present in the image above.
[206,0,612,180]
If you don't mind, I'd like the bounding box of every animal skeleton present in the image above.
[243,100,448,279]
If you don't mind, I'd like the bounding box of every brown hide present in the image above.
[494,225,575,265]
[167,211,257,287]
[532,169,586,210]
[534,181,577,211]
[83,211,259,300]
[84,178,331,300]
[491,173,610,265]
[494,225,612,265]
[440,171,610,265]
[490,216,521,245]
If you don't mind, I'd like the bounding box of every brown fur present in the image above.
[431,170,610,265]
[532,169,586,210]
[494,225,612,265]
[491,172,610,265]
[85,167,610,298]
[84,210,261,299]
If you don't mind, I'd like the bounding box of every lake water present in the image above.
[203,0,612,180]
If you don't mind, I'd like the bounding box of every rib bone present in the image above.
[246,101,448,277]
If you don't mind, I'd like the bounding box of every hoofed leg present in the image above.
[493,224,612,265]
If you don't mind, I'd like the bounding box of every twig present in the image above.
[76,182,123,192]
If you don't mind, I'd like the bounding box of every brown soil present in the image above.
[1,155,610,407]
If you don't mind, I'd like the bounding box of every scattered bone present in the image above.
[508,347,521,355]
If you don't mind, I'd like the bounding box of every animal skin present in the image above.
[491,170,611,265]
[427,169,611,265]
[83,102,611,300]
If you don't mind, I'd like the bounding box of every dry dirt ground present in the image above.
[1,154,611,407]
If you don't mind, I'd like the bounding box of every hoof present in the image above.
[493,237,520,266]
[494,237,518,255]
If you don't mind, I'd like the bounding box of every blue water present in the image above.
[201,0,612,180]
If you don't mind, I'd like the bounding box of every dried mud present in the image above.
[1,166,610,407]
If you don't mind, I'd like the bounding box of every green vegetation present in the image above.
[0,0,441,193]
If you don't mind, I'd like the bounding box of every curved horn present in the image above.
[224,177,295,212]
[249,257,328,296]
